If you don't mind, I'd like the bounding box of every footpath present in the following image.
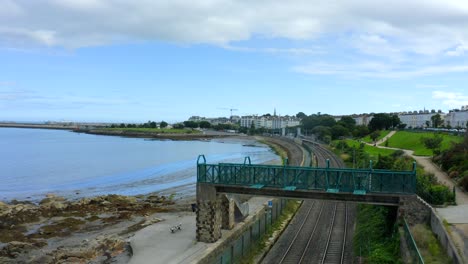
[370,131,468,261]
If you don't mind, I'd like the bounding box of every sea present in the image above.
[0,128,280,202]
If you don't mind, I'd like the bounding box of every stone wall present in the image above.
[398,195,432,226]
[220,195,235,230]
[196,200,222,243]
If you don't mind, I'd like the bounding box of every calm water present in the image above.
[0,128,280,201]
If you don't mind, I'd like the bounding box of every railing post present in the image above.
[412,161,417,193]
[197,154,206,182]
[325,159,330,189]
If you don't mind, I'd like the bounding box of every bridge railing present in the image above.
[197,155,416,195]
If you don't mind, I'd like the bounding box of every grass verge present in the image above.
[100,127,200,134]
[411,224,451,264]
[362,130,391,143]
[387,131,462,156]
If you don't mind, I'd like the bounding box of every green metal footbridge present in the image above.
[196,155,417,205]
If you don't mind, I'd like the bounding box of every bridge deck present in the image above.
[196,155,416,197]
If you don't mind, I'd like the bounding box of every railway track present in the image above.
[262,138,354,264]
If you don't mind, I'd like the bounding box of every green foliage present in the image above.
[332,139,396,167]
[460,175,468,191]
[172,123,185,129]
[362,130,390,143]
[311,125,331,142]
[331,124,349,139]
[301,114,336,129]
[353,125,369,138]
[370,130,381,142]
[354,205,401,263]
[183,120,199,128]
[411,224,451,264]
[338,116,356,130]
[102,127,196,134]
[159,121,168,128]
[199,121,211,129]
[438,131,468,191]
[431,114,443,128]
[296,112,307,119]
[368,113,400,131]
[420,134,443,156]
[416,171,455,205]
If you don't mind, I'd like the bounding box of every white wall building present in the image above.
[398,110,443,128]
[445,106,468,128]
[352,115,373,126]
[240,115,300,129]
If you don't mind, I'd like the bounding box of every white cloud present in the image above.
[293,63,468,79]
[432,91,468,108]
[0,0,467,56]
[222,44,323,55]
[446,42,468,56]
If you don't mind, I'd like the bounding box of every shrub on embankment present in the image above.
[331,140,455,205]
[353,205,401,264]
[438,130,468,192]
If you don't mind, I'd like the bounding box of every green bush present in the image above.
[354,205,401,263]
[429,185,454,205]
[460,175,468,191]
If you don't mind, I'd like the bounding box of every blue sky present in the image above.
[1,1,468,123]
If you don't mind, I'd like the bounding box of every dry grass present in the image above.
[411,224,451,264]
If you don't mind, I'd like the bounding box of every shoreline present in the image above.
[0,123,241,141]
[0,134,287,263]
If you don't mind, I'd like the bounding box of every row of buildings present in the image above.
[189,106,468,130]
[341,106,468,129]
[188,114,301,129]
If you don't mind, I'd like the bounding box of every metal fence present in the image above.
[197,155,416,195]
[403,218,425,264]
[213,199,287,264]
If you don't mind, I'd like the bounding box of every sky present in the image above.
[1,0,468,123]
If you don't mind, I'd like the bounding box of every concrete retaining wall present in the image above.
[430,210,464,264]
[405,196,464,264]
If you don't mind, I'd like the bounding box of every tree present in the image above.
[149,121,157,128]
[248,123,256,135]
[338,116,356,130]
[370,130,381,143]
[368,113,393,131]
[391,114,401,129]
[183,121,199,128]
[301,114,336,130]
[199,121,211,129]
[119,123,126,128]
[421,134,443,157]
[312,126,332,143]
[331,124,349,140]
[431,114,442,128]
[173,123,185,129]
[353,125,369,138]
[160,121,168,128]
[296,112,307,119]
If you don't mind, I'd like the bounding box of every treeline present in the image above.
[301,112,402,143]
[109,120,168,129]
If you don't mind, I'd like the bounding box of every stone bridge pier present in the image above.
[196,183,235,243]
